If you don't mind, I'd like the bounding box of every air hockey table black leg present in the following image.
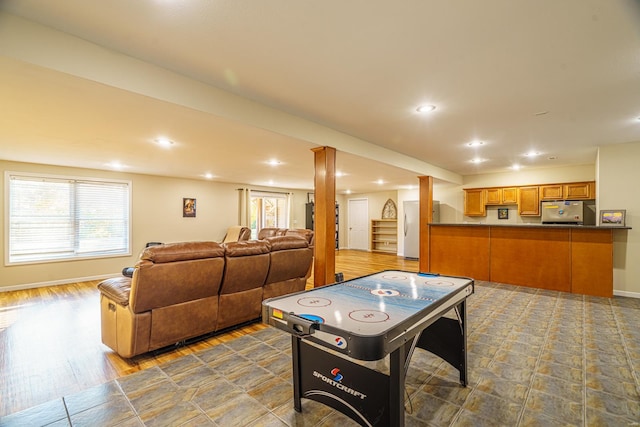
[390,339,414,427]
[291,335,303,412]
[416,299,469,386]
[459,300,468,386]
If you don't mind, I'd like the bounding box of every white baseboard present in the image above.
[613,289,640,299]
[0,273,119,293]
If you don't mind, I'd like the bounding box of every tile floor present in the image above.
[1,281,639,426]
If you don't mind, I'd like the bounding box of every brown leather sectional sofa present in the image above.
[97,235,312,358]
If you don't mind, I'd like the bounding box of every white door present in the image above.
[348,198,369,250]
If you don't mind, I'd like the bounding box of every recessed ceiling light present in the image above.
[204,173,213,179]
[107,161,125,170]
[511,164,521,170]
[416,104,436,113]
[467,141,484,147]
[524,151,540,157]
[345,189,352,194]
[335,171,345,177]
[267,159,281,166]
[376,179,384,185]
[155,137,174,148]
[470,158,485,164]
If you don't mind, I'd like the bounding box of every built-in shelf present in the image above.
[371,219,397,254]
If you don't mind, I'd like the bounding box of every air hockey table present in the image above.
[261,270,474,427]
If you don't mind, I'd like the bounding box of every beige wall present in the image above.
[1,160,309,290]
[338,190,398,250]
[597,141,639,296]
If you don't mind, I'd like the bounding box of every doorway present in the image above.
[250,191,289,238]
[348,198,369,250]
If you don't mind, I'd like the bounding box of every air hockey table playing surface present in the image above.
[263,270,474,361]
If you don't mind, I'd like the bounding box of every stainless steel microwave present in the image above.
[541,200,595,225]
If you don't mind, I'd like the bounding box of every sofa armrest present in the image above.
[97,277,132,307]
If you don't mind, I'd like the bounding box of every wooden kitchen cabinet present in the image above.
[540,181,595,200]
[465,181,592,218]
[481,187,518,206]
[518,186,540,216]
[485,188,502,205]
[565,182,594,199]
[539,184,564,200]
[464,189,486,216]
[502,187,518,204]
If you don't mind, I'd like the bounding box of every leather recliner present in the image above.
[216,240,271,330]
[263,235,313,300]
[98,241,225,358]
[258,227,314,249]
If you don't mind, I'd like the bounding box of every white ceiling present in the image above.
[1,0,639,193]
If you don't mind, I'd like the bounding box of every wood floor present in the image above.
[0,250,417,417]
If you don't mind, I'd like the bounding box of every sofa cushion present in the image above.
[131,257,225,313]
[257,228,278,240]
[284,228,313,243]
[224,240,270,257]
[266,235,308,251]
[141,241,225,263]
[221,241,270,295]
[257,227,291,240]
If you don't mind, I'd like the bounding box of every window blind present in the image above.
[7,173,130,264]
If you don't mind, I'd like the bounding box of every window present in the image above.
[6,172,131,264]
[249,191,290,238]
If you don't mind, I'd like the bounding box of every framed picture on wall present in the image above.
[183,198,196,217]
[498,208,509,220]
[599,209,625,226]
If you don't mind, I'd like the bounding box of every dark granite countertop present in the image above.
[429,223,631,230]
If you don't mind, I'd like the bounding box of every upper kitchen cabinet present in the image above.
[540,181,595,201]
[502,187,518,204]
[565,182,595,199]
[464,188,486,216]
[518,186,540,216]
[485,188,502,205]
[465,181,593,218]
[539,184,564,200]
[485,187,518,205]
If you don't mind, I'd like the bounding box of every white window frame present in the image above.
[4,171,132,266]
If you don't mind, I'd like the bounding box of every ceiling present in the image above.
[1,0,639,193]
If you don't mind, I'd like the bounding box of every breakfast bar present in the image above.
[427,223,629,297]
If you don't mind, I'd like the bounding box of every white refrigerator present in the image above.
[403,200,439,259]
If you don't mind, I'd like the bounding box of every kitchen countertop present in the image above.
[429,223,631,230]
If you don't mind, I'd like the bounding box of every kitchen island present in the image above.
[427,223,630,297]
